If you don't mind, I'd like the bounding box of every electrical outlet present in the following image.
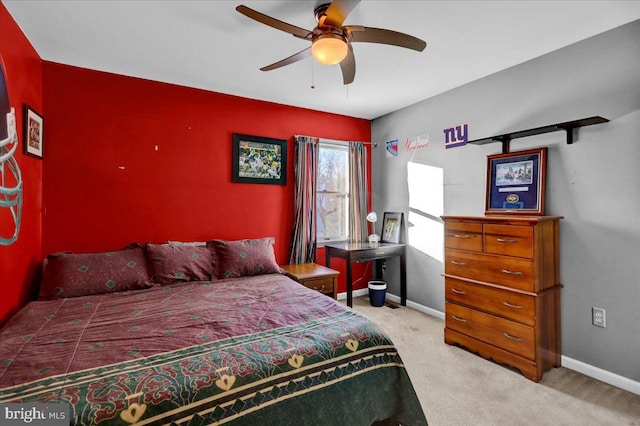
[592,307,606,328]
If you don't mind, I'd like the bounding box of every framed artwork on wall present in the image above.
[380,212,403,244]
[23,104,43,159]
[485,147,547,215]
[232,133,287,185]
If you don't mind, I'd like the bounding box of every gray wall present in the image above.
[371,20,640,382]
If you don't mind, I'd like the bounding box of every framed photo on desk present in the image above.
[381,212,403,244]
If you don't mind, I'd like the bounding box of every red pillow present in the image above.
[40,246,153,299]
[145,243,214,284]
[208,237,283,279]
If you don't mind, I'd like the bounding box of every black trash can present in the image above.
[368,281,387,307]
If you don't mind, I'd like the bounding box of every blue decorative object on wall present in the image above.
[444,124,468,149]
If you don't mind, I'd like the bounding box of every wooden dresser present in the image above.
[441,215,562,382]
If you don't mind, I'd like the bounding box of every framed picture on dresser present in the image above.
[485,147,547,215]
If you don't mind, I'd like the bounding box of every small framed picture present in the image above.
[23,105,44,159]
[485,147,547,215]
[381,212,403,244]
[232,133,287,185]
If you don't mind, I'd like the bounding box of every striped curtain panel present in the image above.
[289,136,320,264]
[348,142,369,242]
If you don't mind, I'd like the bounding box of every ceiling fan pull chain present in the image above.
[310,60,315,89]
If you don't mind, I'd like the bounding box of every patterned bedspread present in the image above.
[0,274,427,425]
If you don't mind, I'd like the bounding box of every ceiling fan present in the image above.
[236,0,427,85]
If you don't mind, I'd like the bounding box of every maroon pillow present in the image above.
[145,243,213,284]
[208,237,283,279]
[40,246,153,300]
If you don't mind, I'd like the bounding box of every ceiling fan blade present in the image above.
[260,48,312,71]
[236,5,312,40]
[323,0,361,27]
[346,26,426,51]
[340,44,356,85]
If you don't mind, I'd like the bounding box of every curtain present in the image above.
[348,142,368,242]
[289,136,319,264]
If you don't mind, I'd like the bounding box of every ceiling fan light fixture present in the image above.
[311,33,348,65]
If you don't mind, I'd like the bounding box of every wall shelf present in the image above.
[468,116,609,153]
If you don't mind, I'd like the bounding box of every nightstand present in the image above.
[281,263,339,300]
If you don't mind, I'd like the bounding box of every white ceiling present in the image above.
[4,1,640,120]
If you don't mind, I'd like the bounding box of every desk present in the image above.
[324,242,406,308]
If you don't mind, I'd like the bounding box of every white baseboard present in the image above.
[337,289,445,320]
[385,293,446,320]
[337,288,368,301]
[561,356,640,396]
[341,291,639,396]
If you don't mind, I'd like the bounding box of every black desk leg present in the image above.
[326,250,353,308]
[400,248,407,306]
[374,259,383,279]
[346,254,353,308]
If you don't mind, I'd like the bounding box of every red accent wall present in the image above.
[0,2,372,325]
[0,3,44,324]
[41,62,372,295]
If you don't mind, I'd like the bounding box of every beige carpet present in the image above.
[349,297,640,426]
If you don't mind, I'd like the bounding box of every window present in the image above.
[316,141,349,243]
[407,162,444,262]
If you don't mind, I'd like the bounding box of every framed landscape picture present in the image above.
[232,133,287,185]
[485,147,547,215]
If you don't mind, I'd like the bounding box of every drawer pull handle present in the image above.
[503,301,523,309]
[501,269,523,275]
[453,234,471,239]
[452,315,467,323]
[503,332,523,342]
[451,260,467,266]
[313,285,326,292]
[496,238,517,243]
[451,288,466,295]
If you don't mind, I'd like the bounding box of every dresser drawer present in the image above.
[445,278,535,326]
[445,249,534,291]
[446,302,535,360]
[349,244,404,262]
[444,222,482,252]
[484,224,533,258]
[300,276,334,295]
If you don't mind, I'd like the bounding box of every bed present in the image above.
[0,239,427,425]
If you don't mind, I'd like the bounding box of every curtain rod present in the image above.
[294,135,377,147]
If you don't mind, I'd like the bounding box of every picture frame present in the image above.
[485,147,547,215]
[232,133,287,185]
[380,212,403,244]
[23,104,44,159]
